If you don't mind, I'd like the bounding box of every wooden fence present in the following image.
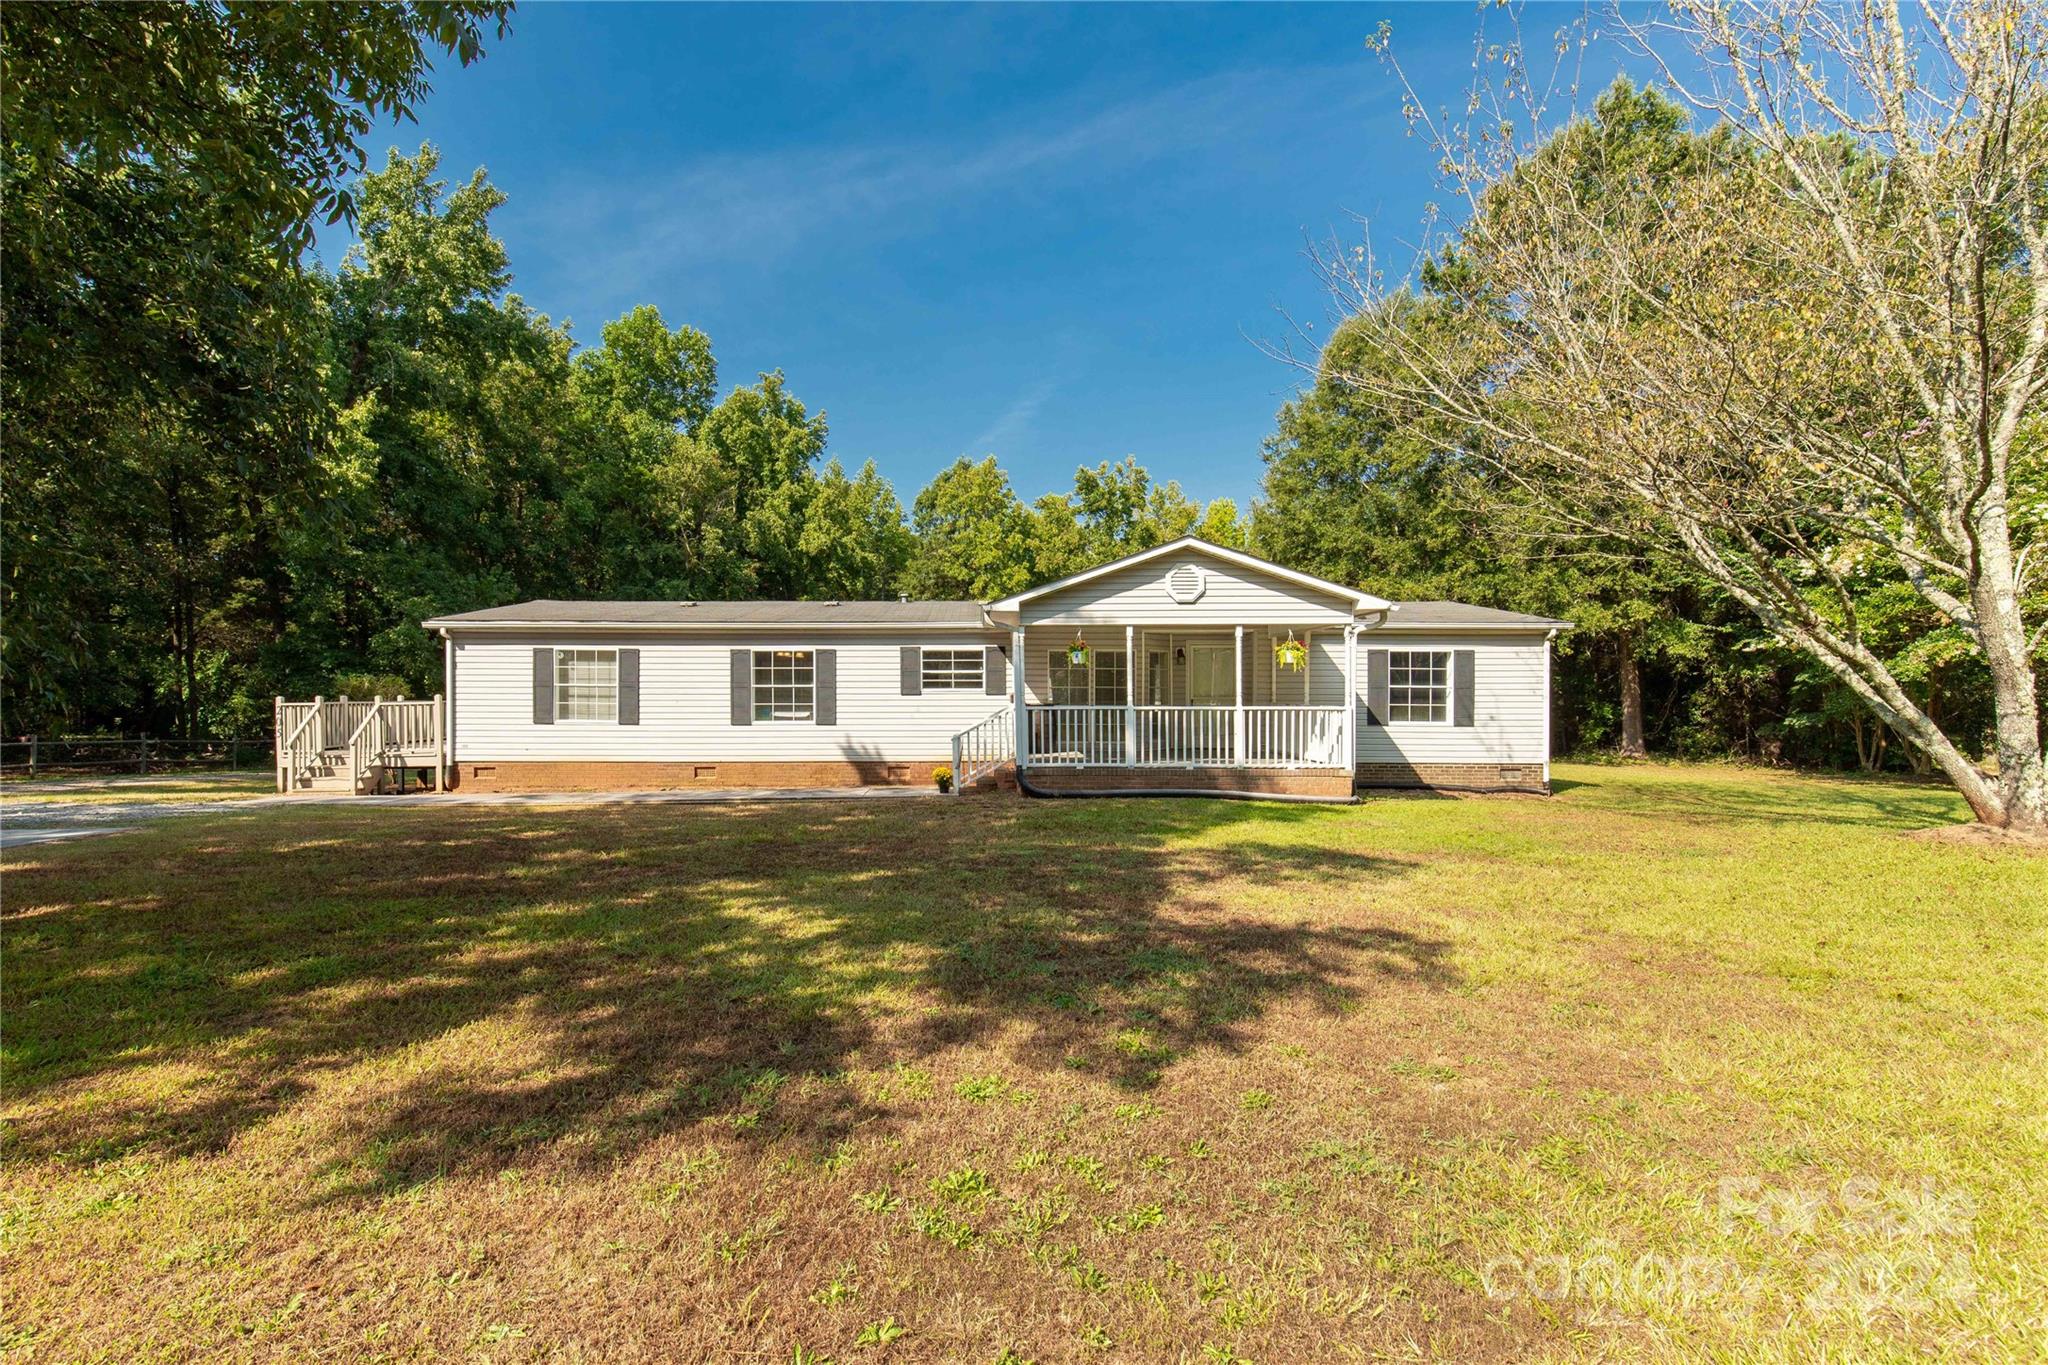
[0,736,268,780]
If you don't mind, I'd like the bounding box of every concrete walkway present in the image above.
[0,782,946,849]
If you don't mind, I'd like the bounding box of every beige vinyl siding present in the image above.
[450,630,1007,763]
[1322,631,1551,765]
[1019,626,1329,706]
[1017,552,1354,627]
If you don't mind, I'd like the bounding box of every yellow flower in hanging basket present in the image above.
[1273,634,1309,672]
[1066,637,1091,667]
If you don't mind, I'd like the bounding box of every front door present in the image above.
[1188,645,1233,706]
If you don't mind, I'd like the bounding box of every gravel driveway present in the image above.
[1,779,943,848]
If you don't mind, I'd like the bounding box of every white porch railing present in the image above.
[1027,705,1129,766]
[1024,704,1348,769]
[1132,706,1231,766]
[948,706,1014,795]
[1242,706,1347,768]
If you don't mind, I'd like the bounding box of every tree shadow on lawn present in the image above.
[3,797,1451,1196]
[1555,765,1966,829]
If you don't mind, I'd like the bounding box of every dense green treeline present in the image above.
[2,136,1251,740]
[0,5,2016,777]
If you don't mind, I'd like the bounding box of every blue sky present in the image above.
[330,3,1636,508]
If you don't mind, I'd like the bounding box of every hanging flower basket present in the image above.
[1066,636,1092,667]
[1273,633,1309,672]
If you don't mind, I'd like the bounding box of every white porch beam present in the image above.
[1124,623,1137,766]
[1011,628,1028,768]
[1543,627,1557,786]
[1343,623,1360,775]
[442,629,456,788]
[1233,624,1245,767]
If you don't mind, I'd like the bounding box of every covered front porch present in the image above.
[1008,622,1358,776]
[979,538,1386,798]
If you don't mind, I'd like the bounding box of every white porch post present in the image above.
[1343,623,1360,773]
[1011,628,1028,768]
[1124,624,1136,765]
[1233,624,1245,767]
[1542,627,1557,786]
[442,629,455,789]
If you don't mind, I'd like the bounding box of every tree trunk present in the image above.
[1617,632,1647,760]
[1967,509,2047,831]
[1851,712,1886,773]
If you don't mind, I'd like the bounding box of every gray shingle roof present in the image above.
[425,599,990,628]
[424,596,1564,630]
[1385,601,1570,628]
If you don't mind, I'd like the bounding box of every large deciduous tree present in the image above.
[1327,3,2047,828]
[1,1,511,734]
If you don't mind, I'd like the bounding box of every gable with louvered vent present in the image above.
[1165,563,1207,604]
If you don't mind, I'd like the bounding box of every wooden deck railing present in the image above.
[275,695,443,793]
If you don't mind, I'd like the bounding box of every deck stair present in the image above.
[948,706,1015,796]
[275,696,445,794]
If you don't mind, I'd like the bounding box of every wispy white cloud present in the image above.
[516,62,1372,292]
[967,374,1060,456]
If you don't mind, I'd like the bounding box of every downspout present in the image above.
[440,627,455,790]
[1542,627,1558,789]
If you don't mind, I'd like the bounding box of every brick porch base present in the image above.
[1021,766,1356,799]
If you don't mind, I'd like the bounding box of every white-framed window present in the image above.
[1387,649,1451,723]
[1048,650,1127,706]
[922,648,985,691]
[753,649,814,721]
[555,648,618,722]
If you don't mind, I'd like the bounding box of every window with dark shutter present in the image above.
[752,650,814,721]
[729,650,752,726]
[618,648,640,725]
[920,648,984,691]
[1453,649,1476,727]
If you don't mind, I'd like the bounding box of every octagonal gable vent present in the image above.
[1165,563,1207,604]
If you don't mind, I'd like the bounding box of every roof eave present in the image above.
[423,618,998,633]
[987,536,1391,614]
[1365,620,1574,632]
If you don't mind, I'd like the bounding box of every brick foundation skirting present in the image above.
[1023,766,1356,799]
[453,760,947,792]
[452,759,1545,797]
[1355,761,1549,794]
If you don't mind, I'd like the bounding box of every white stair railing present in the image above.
[276,698,323,792]
[344,698,386,795]
[949,706,1014,795]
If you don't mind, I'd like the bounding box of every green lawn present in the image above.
[3,764,2042,1362]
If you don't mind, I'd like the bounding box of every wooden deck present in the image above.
[274,696,444,794]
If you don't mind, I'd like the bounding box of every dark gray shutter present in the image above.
[814,648,837,725]
[984,645,1005,696]
[1453,649,1476,727]
[618,648,640,725]
[729,649,752,726]
[900,645,922,696]
[1365,649,1388,726]
[533,648,554,725]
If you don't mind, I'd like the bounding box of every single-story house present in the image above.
[379,538,1566,801]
